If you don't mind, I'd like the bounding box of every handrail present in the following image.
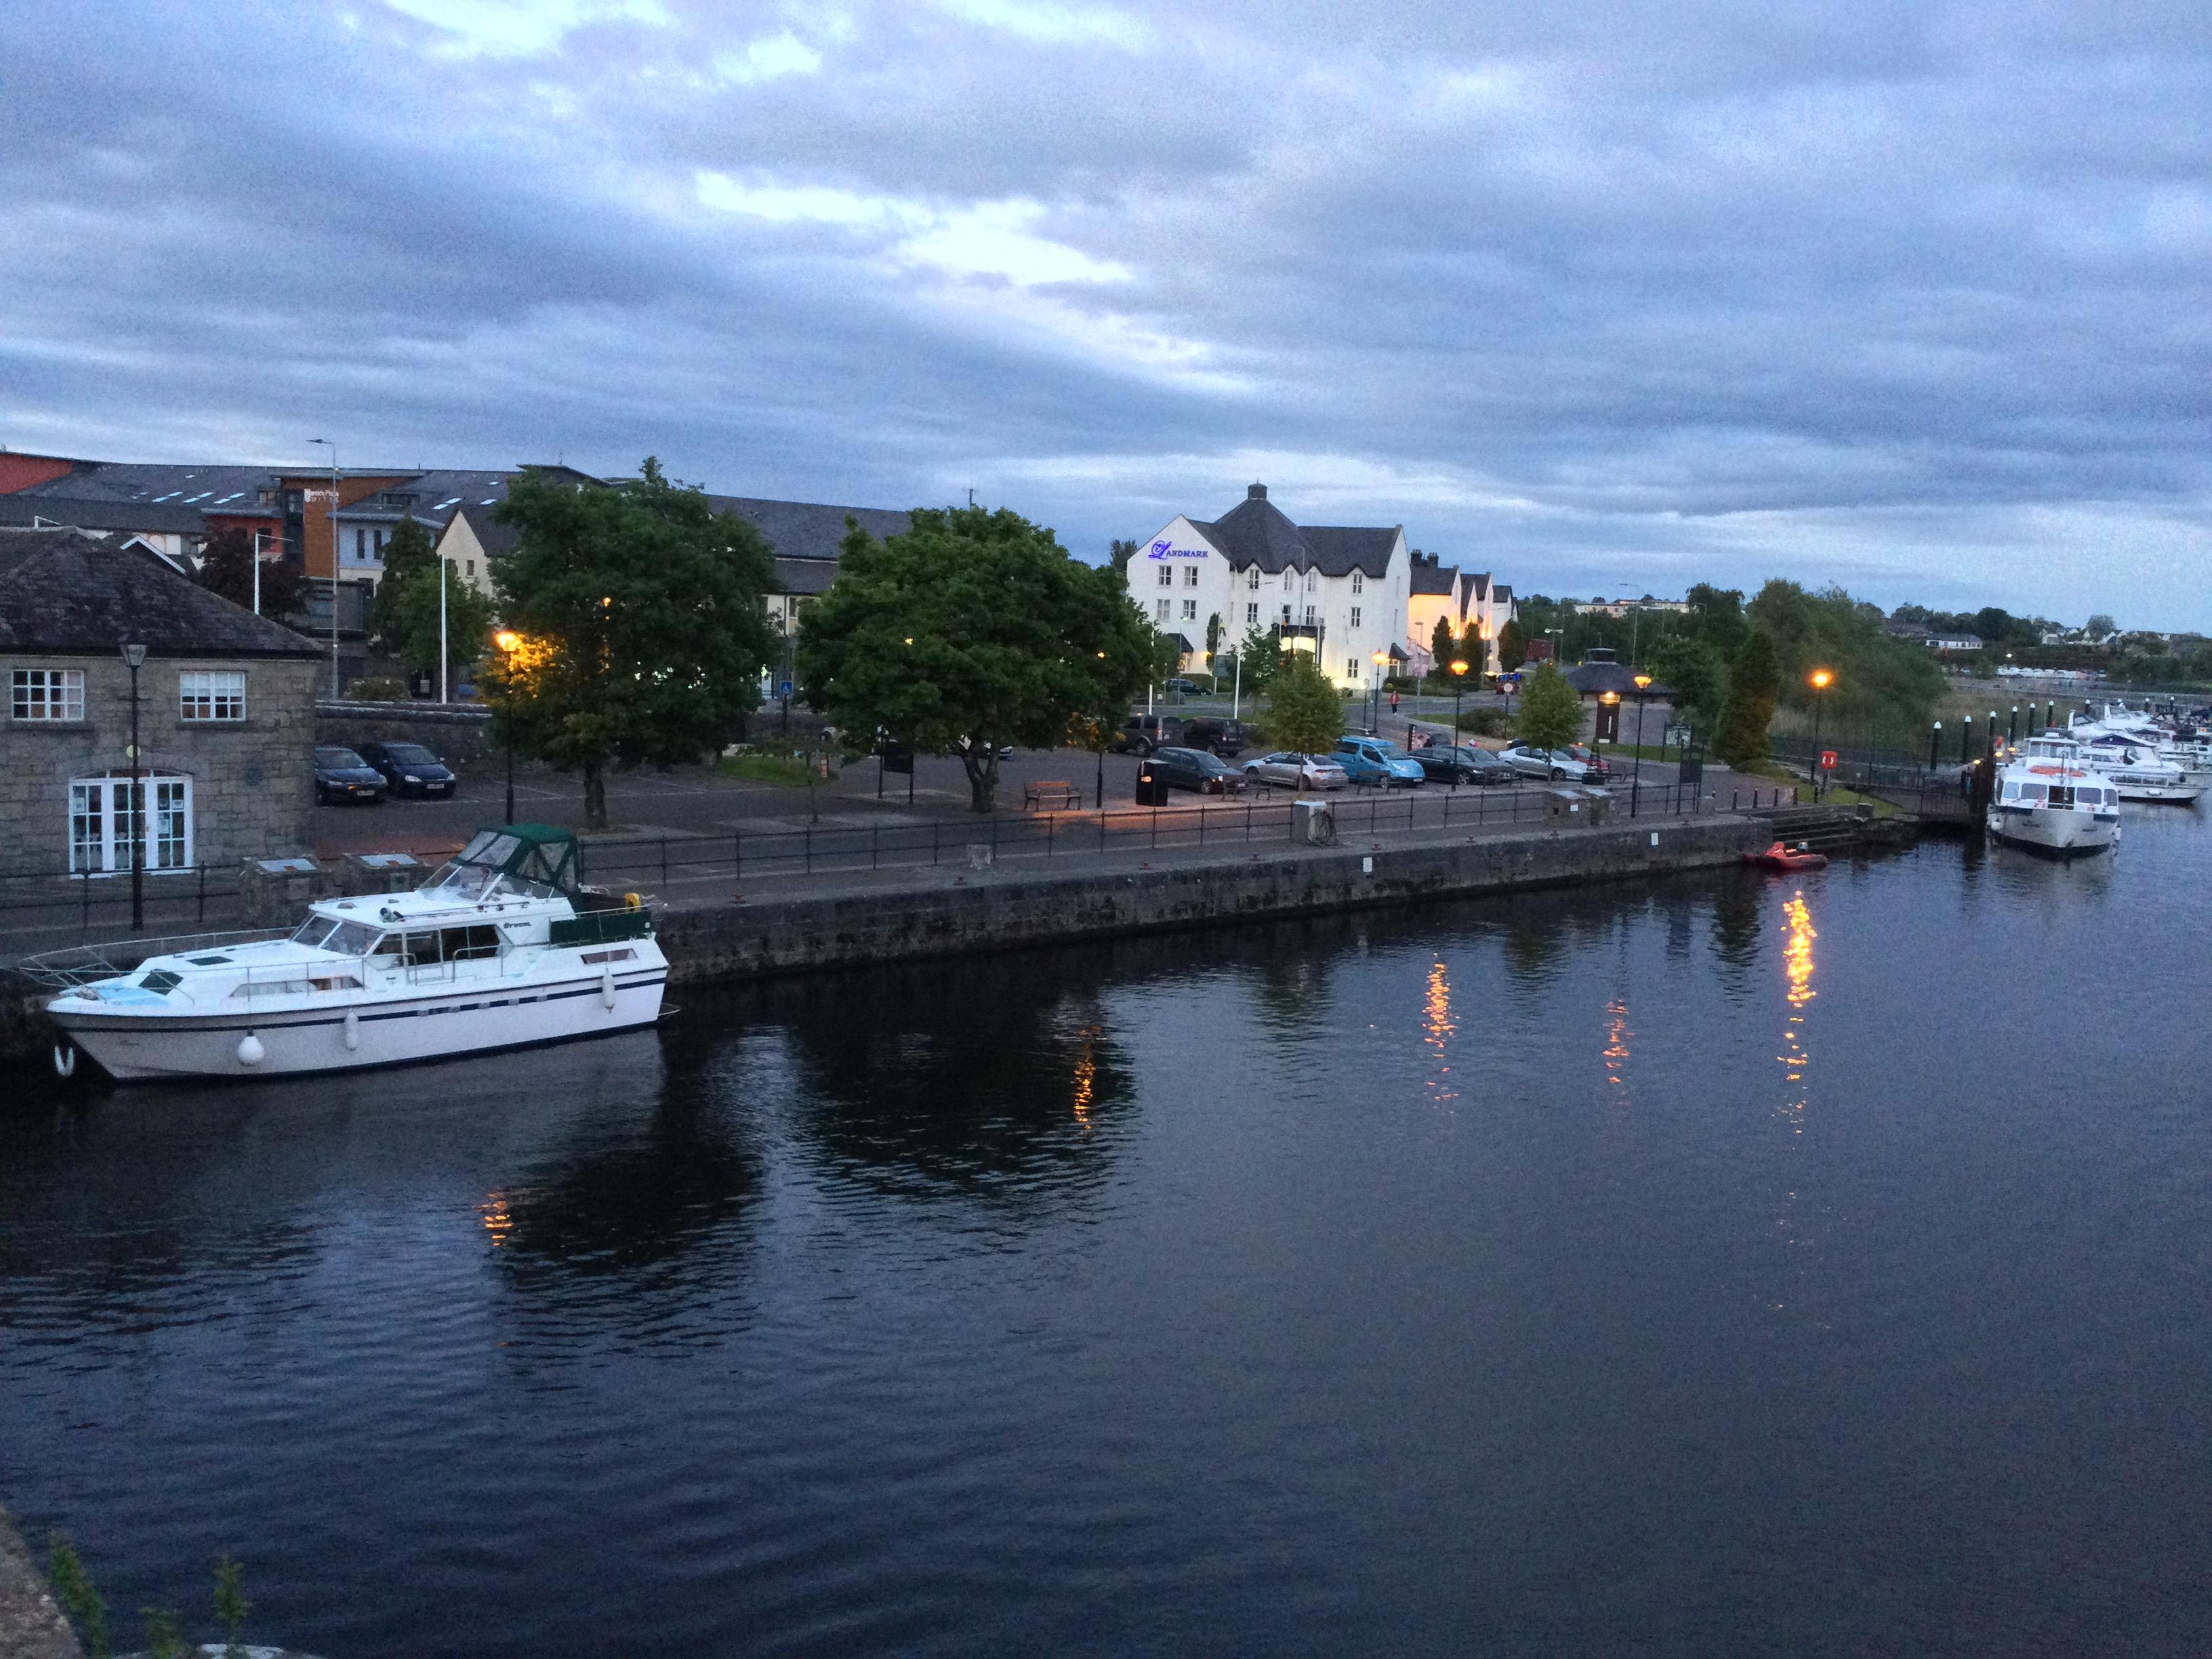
[16,926,293,987]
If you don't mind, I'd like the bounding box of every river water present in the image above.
[5,811,2209,1657]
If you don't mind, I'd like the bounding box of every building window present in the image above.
[1281,605,1292,624]
[1306,572,1316,592]
[1283,571,1293,591]
[1181,599,1197,621]
[1304,605,1317,626]
[1351,571,1364,594]
[179,670,246,722]
[1247,568,1260,591]
[1350,607,1362,630]
[1155,598,1170,622]
[12,668,85,722]
[1158,565,1173,587]
[1246,602,1258,626]
[68,774,193,874]
[1183,565,1198,588]
[1347,657,1359,680]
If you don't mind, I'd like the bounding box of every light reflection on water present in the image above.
[4,816,2211,1657]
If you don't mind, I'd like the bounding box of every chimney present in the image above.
[1248,483,1267,501]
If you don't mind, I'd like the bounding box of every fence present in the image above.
[1767,735,1976,824]
[0,861,243,942]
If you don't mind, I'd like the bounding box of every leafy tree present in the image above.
[797,504,1153,812]
[1650,635,1725,737]
[1109,537,1141,579]
[388,556,497,688]
[213,1555,251,1659]
[1512,659,1582,750]
[1265,652,1345,756]
[1205,611,1223,659]
[369,516,436,649]
[47,1532,110,1659]
[1682,583,1747,654]
[2085,613,2116,640]
[1429,614,1456,670]
[198,527,304,619]
[1715,626,1780,768]
[1234,623,1285,694]
[487,458,777,829]
[1496,617,1528,672]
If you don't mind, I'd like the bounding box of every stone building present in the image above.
[0,527,321,880]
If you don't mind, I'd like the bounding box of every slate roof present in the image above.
[450,500,520,560]
[0,529,319,658]
[706,495,912,563]
[1410,556,1457,597]
[335,469,525,529]
[1190,485,1399,578]
[5,462,280,512]
[773,556,840,596]
[1460,571,1490,607]
[1563,659,1673,699]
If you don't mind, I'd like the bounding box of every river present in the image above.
[3,809,2209,1656]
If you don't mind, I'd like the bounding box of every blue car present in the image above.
[1334,735,1426,787]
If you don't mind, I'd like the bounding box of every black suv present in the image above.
[354,740,458,798]
[1113,713,1185,756]
[1181,717,1248,757]
[1147,746,1249,796]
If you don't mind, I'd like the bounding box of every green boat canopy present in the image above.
[452,823,579,890]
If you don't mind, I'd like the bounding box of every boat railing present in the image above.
[16,927,293,989]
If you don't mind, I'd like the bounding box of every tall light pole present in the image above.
[1631,671,1652,817]
[1448,656,1469,790]
[308,438,340,696]
[120,633,146,930]
[1370,649,1387,735]
[495,630,521,825]
[438,550,448,703]
[1809,668,1833,799]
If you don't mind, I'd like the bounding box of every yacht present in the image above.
[2062,727,2204,802]
[1989,739,2122,856]
[37,825,667,1082]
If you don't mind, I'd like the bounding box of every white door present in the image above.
[68,774,194,874]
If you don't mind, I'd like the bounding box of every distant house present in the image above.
[0,528,321,880]
[1925,632,1985,653]
[1405,553,1515,677]
[1561,648,1673,742]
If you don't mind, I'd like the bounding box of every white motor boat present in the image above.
[2064,730,2204,802]
[1989,740,2122,855]
[38,825,667,1082]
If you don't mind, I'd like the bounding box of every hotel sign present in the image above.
[1147,538,1208,559]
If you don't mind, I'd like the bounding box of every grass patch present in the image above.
[718,751,830,787]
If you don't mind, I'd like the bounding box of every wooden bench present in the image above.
[1023,779,1082,811]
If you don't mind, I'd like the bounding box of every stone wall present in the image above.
[316,700,495,762]
[0,653,319,878]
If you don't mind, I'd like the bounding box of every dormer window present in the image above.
[1246,568,1260,591]
[1351,571,1364,595]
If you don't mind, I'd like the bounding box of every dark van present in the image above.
[1181,717,1248,757]
[1113,713,1185,756]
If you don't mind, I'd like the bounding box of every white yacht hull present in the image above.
[52,967,666,1082]
[1988,805,2119,855]
[2110,779,2205,804]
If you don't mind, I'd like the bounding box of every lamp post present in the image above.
[1929,720,1941,771]
[1448,657,1469,788]
[120,633,146,930]
[1631,672,1652,817]
[494,629,521,825]
[308,438,340,697]
[1808,668,1832,800]
[1371,649,1387,735]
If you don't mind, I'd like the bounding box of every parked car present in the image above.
[1164,677,1200,695]
[1499,743,1595,781]
[1414,744,1519,785]
[315,746,387,804]
[1112,713,1186,756]
[1334,735,1427,787]
[354,740,458,798]
[1563,743,1613,780]
[1243,752,1349,790]
[1146,746,1250,796]
[1181,716,1248,757]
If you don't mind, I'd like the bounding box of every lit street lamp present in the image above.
[1808,668,1834,800]
[1370,649,1387,734]
[494,629,522,825]
[1448,657,1469,788]
[1631,671,1652,817]
[120,633,146,930]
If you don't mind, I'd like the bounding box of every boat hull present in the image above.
[1988,805,2118,855]
[50,969,666,1082]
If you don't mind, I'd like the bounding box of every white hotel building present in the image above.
[1126,485,1412,692]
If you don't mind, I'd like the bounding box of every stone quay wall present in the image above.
[315,699,495,762]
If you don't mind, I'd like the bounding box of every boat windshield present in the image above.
[288,917,380,954]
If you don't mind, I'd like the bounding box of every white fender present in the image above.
[343,1009,360,1052]
[237,1032,266,1067]
[600,965,617,1010]
[52,1044,76,1079]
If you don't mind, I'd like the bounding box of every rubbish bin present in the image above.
[1134,766,1167,806]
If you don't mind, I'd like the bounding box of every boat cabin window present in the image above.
[137,969,181,996]
[2048,785,2074,808]
[396,924,504,965]
[291,917,340,948]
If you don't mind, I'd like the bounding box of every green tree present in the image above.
[388,553,497,689]
[369,516,436,650]
[1204,610,1223,661]
[1235,623,1285,694]
[1682,583,1747,654]
[1265,652,1345,756]
[213,1555,251,1659]
[1715,627,1781,769]
[1650,636,1725,738]
[1429,615,1457,672]
[797,505,1154,812]
[1513,659,1582,750]
[2085,613,2116,640]
[47,1532,110,1659]
[1496,617,1528,672]
[1109,537,1141,579]
[487,458,777,829]
[198,527,304,619]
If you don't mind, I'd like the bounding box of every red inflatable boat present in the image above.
[1744,840,1828,872]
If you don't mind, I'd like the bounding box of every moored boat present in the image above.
[1990,741,2121,855]
[37,825,666,1082]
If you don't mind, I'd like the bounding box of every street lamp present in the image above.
[1371,649,1387,735]
[494,629,521,825]
[308,438,340,697]
[119,633,147,930]
[1448,657,1469,787]
[1631,672,1652,817]
[1808,668,1833,799]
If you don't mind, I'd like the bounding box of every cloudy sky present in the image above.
[5,1,2209,627]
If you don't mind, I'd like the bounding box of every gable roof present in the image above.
[1189,485,1399,579]
[706,495,912,563]
[1409,556,1457,597]
[0,528,319,658]
[5,462,280,512]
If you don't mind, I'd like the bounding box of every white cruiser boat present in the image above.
[1990,739,2121,855]
[2062,730,2203,802]
[38,825,666,1082]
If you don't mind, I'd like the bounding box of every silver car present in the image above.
[1499,743,1595,781]
[1243,752,1350,790]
